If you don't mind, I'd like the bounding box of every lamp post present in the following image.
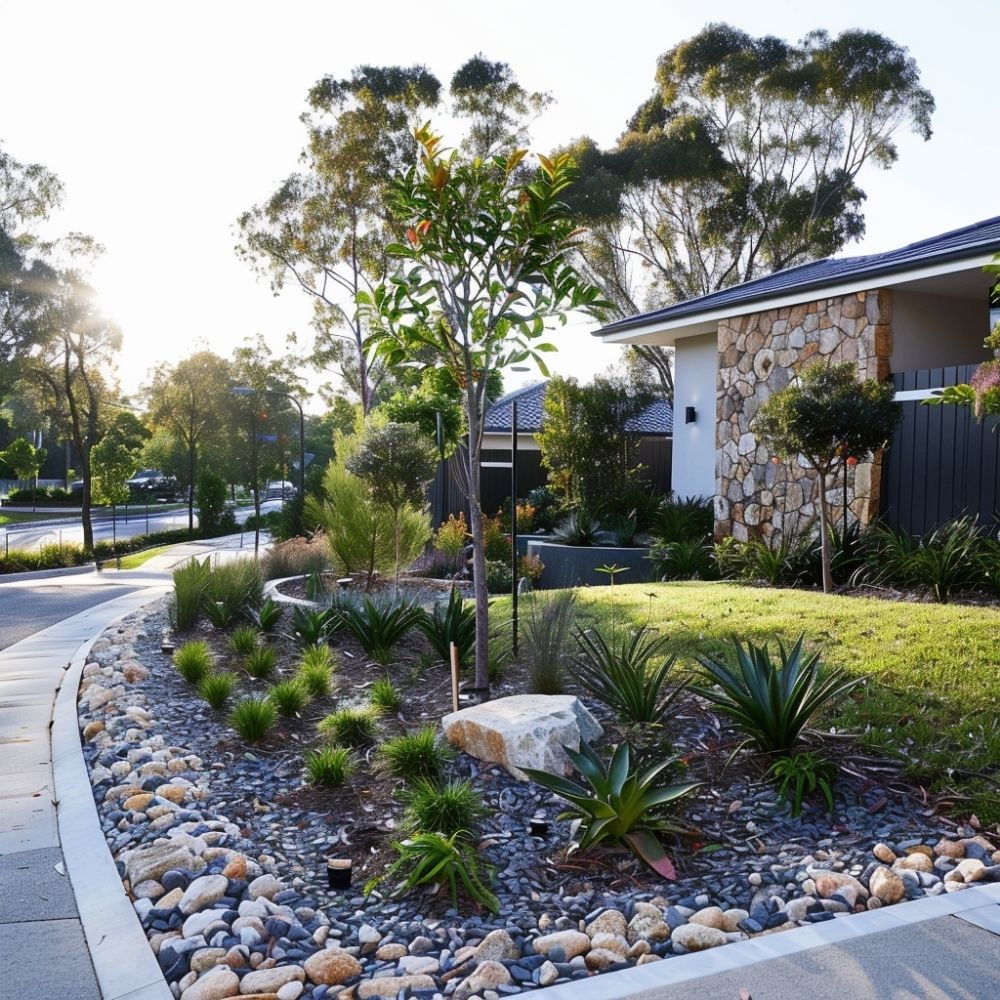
[231,386,306,534]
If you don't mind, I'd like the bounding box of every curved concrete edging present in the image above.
[535,882,1000,999]
[263,574,317,608]
[51,587,173,1000]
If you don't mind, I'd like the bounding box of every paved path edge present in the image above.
[51,587,174,1000]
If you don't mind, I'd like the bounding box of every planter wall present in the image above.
[515,533,550,557]
[525,540,655,590]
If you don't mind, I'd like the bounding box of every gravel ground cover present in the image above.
[78,598,1000,1000]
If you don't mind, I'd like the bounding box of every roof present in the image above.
[597,214,1000,337]
[484,380,673,436]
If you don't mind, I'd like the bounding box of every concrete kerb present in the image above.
[534,882,1000,999]
[51,587,173,1000]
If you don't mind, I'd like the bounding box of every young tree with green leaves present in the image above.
[0,436,46,501]
[564,24,935,399]
[754,362,900,593]
[363,127,605,694]
[346,421,437,589]
[90,409,148,508]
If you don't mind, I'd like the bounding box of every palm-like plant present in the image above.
[335,592,424,665]
[416,587,476,665]
[522,740,697,879]
[693,634,863,752]
[572,624,686,725]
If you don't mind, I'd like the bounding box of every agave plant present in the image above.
[335,592,424,665]
[522,740,697,879]
[551,510,609,546]
[693,634,863,753]
[252,597,283,633]
[572,623,686,725]
[291,605,333,647]
[416,587,476,665]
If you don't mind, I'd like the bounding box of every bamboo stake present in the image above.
[450,641,460,713]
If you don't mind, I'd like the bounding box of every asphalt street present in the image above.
[1,508,197,551]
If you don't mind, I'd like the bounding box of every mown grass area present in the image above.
[113,545,172,569]
[508,581,1000,823]
[0,511,65,525]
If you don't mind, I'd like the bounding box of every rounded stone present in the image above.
[689,906,727,931]
[671,924,729,951]
[239,966,304,994]
[303,948,362,986]
[179,967,240,1000]
[872,843,897,864]
[532,930,591,959]
[472,929,519,963]
[869,866,906,905]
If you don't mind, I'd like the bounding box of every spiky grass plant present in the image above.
[370,678,402,715]
[377,727,455,781]
[172,640,214,684]
[197,672,236,710]
[268,678,311,717]
[296,645,336,697]
[304,746,355,787]
[228,624,260,657]
[170,557,211,630]
[243,644,277,680]
[401,777,486,838]
[318,707,378,748]
[228,696,278,743]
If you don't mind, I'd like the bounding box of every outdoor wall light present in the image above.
[326,857,352,890]
[685,406,697,424]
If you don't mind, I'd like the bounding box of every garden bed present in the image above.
[76,580,1000,1000]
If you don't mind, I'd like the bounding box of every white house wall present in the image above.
[671,332,718,499]
[891,289,990,372]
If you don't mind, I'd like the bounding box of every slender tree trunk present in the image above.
[187,440,195,535]
[393,507,401,594]
[816,466,834,593]
[463,416,490,694]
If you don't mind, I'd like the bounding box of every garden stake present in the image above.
[450,642,460,713]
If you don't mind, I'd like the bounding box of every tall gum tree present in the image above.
[363,127,606,693]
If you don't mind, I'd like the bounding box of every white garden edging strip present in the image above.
[534,882,1000,998]
[51,587,174,1000]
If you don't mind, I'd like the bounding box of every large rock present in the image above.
[123,841,205,887]
[442,695,602,780]
[180,967,240,1000]
[239,966,305,993]
[532,930,591,959]
[303,949,361,985]
[179,874,229,915]
[671,924,728,951]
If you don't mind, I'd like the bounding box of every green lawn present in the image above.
[516,582,1000,821]
[112,545,172,569]
[0,511,66,525]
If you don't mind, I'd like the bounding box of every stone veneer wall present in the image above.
[715,289,892,541]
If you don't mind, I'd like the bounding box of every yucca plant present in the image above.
[364,831,499,913]
[197,672,236,710]
[172,640,214,684]
[228,624,260,657]
[767,751,838,817]
[650,494,713,544]
[269,678,311,716]
[304,746,355,787]
[228,696,278,743]
[911,516,988,602]
[335,593,424,665]
[252,597,283,633]
[401,777,486,837]
[573,624,686,725]
[170,557,211,630]
[522,740,697,878]
[291,605,333,647]
[244,644,277,680]
[522,590,577,695]
[296,645,336,697]
[416,587,476,665]
[318,707,378,747]
[378,727,455,781]
[370,677,402,715]
[551,509,609,546]
[694,634,864,753]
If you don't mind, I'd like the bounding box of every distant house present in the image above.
[594,215,1000,539]
[430,380,673,524]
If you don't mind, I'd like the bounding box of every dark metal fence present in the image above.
[882,365,1000,534]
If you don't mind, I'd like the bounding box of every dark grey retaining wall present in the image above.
[526,540,655,590]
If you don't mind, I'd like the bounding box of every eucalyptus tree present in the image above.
[564,24,935,398]
[363,128,606,695]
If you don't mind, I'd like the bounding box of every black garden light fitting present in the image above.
[685,406,697,424]
[326,857,352,890]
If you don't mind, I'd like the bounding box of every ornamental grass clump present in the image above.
[203,558,264,627]
[304,746,355,788]
[198,672,236,710]
[370,677,402,715]
[694,634,863,753]
[170,558,211,630]
[228,696,278,743]
[378,727,455,781]
[172,640,214,684]
[228,624,260,657]
[402,777,486,838]
[244,644,277,680]
[522,589,577,695]
[319,707,378,748]
[268,679,311,716]
[296,645,336,698]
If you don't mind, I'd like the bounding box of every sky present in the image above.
[1,0,997,407]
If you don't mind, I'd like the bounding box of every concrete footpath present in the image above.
[0,537,252,999]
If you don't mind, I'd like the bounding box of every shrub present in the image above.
[522,740,697,878]
[228,625,260,657]
[525,485,560,531]
[650,494,713,544]
[335,592,424,665]
[196,470,229,536]
[252,597,284,633]
[607,509,639,547]
[261,535,330,581]
[370,677,402,715]
[416,587,475,665]
[514,500,536,533]
[573,624,686,726]
[0,542,89,574]
[198,672,236,710]
[518,552,545,583]
[170,558,211,630]
[172,641,214,684]
[402,777,486,837]
[522,590,577,695]
[228,696,278,743]
[296,645,336,697]
[433,511,468,560]
[485,560,513,594]
[694,635,863,753]
[269,678,311,716]
[551,510,607,546]
[291,606,333,647]
[319,707,378,747]
[304,746,355,787]
[377,727,455,781]
[649,538,719,580]
[243,509,283,533]
[364,831,499,913]
[244,644,277,680]
[767,751,838,817]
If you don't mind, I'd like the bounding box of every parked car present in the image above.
[265,479,296,501]
[126,469,179,499]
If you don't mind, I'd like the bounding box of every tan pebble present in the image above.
[588,932,628,956]
[123,793,154,812]
[585,948,627,971]
[872,843,896,864]
[83,721,105,740]
[689,906,727,931]
[374,944,407,962]
[223,855,247,879]
[156,784,186,804]
[905,845,934,860]
[894,854,932,873]
[956,858,987,882]
[722,909,749,933]
[636,953,662,965]
[627,940,650,959]
[158,888,184,909]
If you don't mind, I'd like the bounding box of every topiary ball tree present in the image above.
[753,361,900,593]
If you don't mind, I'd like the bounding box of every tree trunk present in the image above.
[816,466,834,593]
[187,441,196,535]
[393,507,401,594]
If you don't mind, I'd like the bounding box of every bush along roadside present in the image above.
[76,603,1000,1000]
